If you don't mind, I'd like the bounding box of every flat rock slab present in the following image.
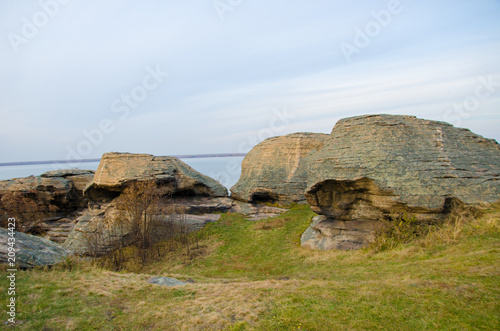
[149,277,187,287]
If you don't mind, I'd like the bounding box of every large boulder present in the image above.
[63,202,129,255]
[230,133,328,204]
[0,228,68,268]
[84,153,227,201]
[302,114,500,250]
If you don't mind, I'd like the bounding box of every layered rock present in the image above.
[66,153,229,255]
[231,133,328,204]
[63,201,225,255]
[0,169,94,212]
[0,228,68,268]
[41,169,95,208]
[84,152,227,201]
[63,202,127,255]
[302,114,500,250]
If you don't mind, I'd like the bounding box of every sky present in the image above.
[1,0,499,164]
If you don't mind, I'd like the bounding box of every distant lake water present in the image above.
[0,156,245,190]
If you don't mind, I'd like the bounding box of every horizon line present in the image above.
[0,153,247,167]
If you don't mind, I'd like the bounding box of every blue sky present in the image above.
[1,0,499,163]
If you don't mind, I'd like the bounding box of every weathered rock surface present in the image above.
[42,169,95,208]
[0,169,94,212]
[84,153,227,201]
[230,133,329,204]
[62,153,231,255]
[63,202,136,255]
[301,215,379,250]
[41,217,78,244]
[63,203,222,255]
[0,227,68,268]
[303,114,500,250]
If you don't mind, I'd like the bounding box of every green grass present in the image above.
[1,204,499,330]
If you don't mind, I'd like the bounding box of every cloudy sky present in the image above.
[1,0,499,164]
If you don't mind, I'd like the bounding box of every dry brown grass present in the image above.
[417,202,499,249]
[169,280,297,330]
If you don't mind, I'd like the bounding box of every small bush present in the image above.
[369,202,492,252]
[81,181,212,272]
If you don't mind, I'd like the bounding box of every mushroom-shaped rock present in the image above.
[84,152,227,202]
[303,114,500,250]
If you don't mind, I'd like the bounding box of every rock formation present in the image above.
[84,152,228,201]
[41,169,95,208]
[0,169,94,213]
[302,114,500,250]
[65,152,229,255]
[231,133,329,204]
[0,228,68,268]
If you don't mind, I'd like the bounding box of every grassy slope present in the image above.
[1,204,499,330]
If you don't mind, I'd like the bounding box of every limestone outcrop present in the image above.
[84,152,227,201]
[302,114,500,250]
[0,228,68,268]
[230,133,328,204]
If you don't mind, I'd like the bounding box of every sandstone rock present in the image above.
[231,133,329,204]
[0,169,94,213]
[65,153,230,255]
[64,204,222,256]
[41,169,95,179]
[0,228,68,268]
[0,176,73,210]
[300,215,379,250]
[42,169,95,208]
[63,203,129,255]
[303,114,500,249]
[41,218,78,244]
[84,153,227,201]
